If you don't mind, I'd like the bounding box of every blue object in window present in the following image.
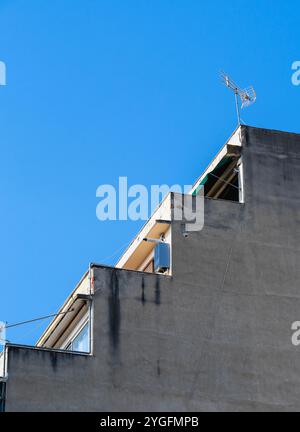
[154,242,170,273]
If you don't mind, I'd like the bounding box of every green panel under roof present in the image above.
[192,156,231,196]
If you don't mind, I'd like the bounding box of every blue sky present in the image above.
[0,0,299,346]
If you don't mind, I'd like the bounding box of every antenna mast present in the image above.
[220,71,256,126]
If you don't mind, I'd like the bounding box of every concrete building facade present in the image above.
[1,125,300,412]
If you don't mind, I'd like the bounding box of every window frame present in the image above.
[61,313,90,353]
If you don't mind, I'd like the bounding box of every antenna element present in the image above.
[220,71,256,126]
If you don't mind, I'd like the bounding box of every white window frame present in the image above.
[238,157,245,204]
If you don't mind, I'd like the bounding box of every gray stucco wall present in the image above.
[4,126,300,411]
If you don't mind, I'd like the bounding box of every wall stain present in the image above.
[157,359,161,376]
[108,270,121,355]
[49,351,58,372]
[141,277,146,305]
[155,276,161,305]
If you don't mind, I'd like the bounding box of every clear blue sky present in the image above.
[0,0,299,346]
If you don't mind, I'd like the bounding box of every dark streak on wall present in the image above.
[108,270,121,355]
[0,382,6,412]
[49,351,58,372]
[155,276,161,305]
[156,359,161,376]
[141,277,146,305]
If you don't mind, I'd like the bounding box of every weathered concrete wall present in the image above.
[4,269,173,412]
[4,126,300,411]
[169,126,300,411]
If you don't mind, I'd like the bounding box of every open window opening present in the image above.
[193,155,243,203]
[37,292,92,354]
[116,193,172,275]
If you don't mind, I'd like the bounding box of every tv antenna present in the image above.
[220,71,256,126]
